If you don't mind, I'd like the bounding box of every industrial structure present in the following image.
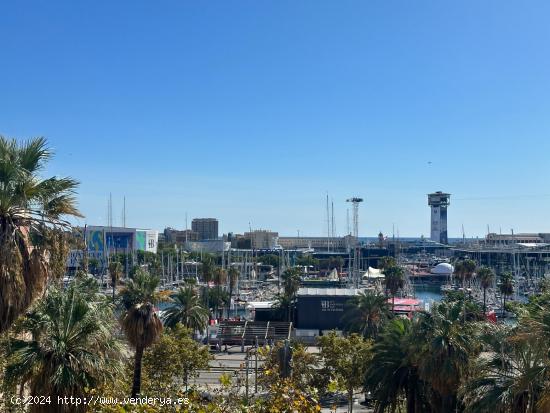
[428,191,450,244]
[346,197,363,287]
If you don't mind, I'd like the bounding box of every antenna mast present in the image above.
[326,194,330,252]
[346,197,364,287]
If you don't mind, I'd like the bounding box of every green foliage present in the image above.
[257,254,280,268]
[259,341,319,392]
[0,136,82,334]
[366,317,430,413]
[318,332,371,411]
[342,290,391,339]
[162,287,209,332]
[274,267,303,322]
[119,269,164,398]
[119,268,162,310]
[3,277,123,407]
[143,325,212,393]
[296,254,319,268]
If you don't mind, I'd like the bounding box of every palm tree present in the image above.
[200,257,215,308]
[282,267,302,298]
[0,137,82,334]
[342,291,390,339]
[366,317,428,413]
[461,322,546,413]
[416,300,477,411]
[213,267,227,287]
[384,265,405,312]
[453,260,465,289]
[273,293,294,322]
[378,256,397,271]
[120,269,163,397]
[162,286,208,333]
[228,266,239,316]
[109,261,123,302]
[499,272,514,315]
[477,266,495,312]
[462,259,477,289]
[4,277,122,412]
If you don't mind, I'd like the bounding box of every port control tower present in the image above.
[428,191,450,244]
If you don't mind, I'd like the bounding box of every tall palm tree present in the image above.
[213,267,228,317]
[120,269,163,397]
[461,321,547,413]
[282,267,302,298]
[416,300,478,412]
[365,317,428,413]
[378,256,397,271]
[0,137,82,334]
[453,260,465,289]
[162,286,208,333]
[200,257,215,308]
[384,265,405,312]
[499,272,514,315]
[213,267,227,287]
[342,290,390,339]
[477,266,495,313]
[462,259,477,289]
[228,266,239,309]
[109,261,123,302]
[4,276,122,412]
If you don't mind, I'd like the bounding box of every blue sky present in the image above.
[1,1,550,237]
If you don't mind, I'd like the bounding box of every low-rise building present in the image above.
[244,230,279,249]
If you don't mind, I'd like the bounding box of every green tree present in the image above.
[143,324,211,393]
[108,261,123,302]
[296,254,319,268]
[162,286,209,333]
[460,323,541,413]
[416,300,478,411]
[274,267,302,322]
[462,259,477,289]
[454,260,466,288]
[318,332,371,413]
[228,266,239,308]
[0,137,82,334]
[120,269,163,398]
[208,287,230,320]
[378,256,397,271]
[384,265,405,312]
[499,272,514,314]
[257,253,280,268]
[342,291,390,339]
[4,276,122,413]
[366,317,428,413]
[477,266,495,312]
[259,340,320,392]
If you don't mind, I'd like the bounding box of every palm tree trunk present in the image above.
[348,388,353,413]
[483,287,486,313]
[392,295,395,314]
[112,281,116,302]
[131,345,144,397]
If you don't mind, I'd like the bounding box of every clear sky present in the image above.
[1,1,550,237]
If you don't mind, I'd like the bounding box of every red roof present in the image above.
[389,298,421,306]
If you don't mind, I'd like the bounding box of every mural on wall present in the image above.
[136,231,146,251]
[88,230,105,253]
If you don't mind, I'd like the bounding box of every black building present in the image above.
[295,287,359,332]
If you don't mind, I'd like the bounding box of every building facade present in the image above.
[428,191,450,244]
[244,230,279,249]
[278,235,356,251]
[191,218,219,240]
